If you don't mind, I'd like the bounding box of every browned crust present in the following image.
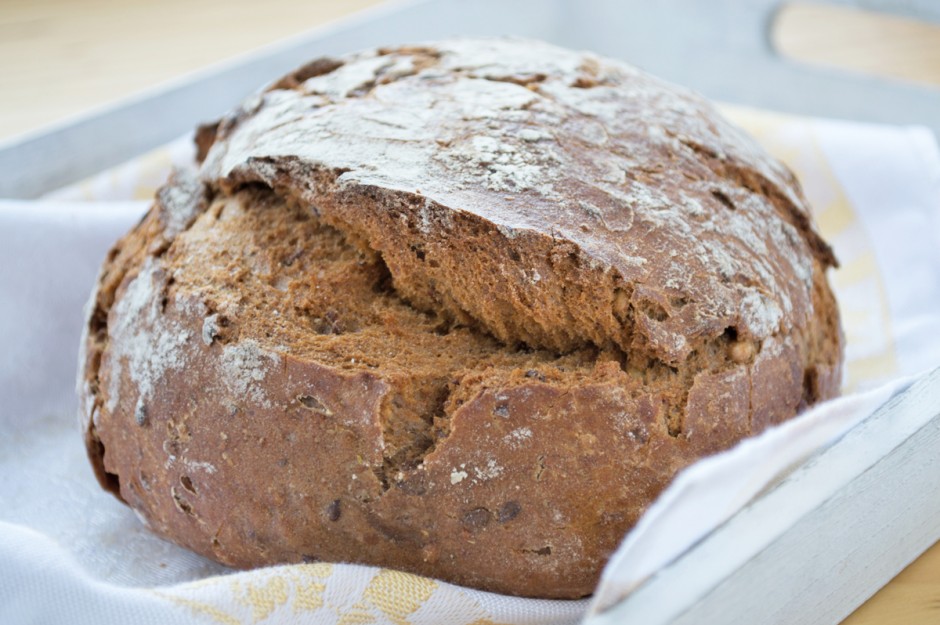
[78,39,844,599]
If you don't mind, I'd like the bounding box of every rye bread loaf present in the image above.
[78,38,843,599]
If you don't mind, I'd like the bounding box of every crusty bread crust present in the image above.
[78,38,843,598]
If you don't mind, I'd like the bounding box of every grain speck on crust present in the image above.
[450,468,468,485]
[201,314,220,346]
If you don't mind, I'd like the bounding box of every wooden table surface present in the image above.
[1,1,938,622]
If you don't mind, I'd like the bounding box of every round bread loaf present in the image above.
[78,38,843,598]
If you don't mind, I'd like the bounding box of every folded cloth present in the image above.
[1,109,938,625]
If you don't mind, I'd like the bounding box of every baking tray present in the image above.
[1,1,938,623]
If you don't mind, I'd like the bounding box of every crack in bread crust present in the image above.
[78,38,844,599]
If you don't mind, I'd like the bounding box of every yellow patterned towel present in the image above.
[1,107,935,625]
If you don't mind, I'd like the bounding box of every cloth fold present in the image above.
[1,109,938,625]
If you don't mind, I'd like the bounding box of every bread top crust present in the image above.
[77,39,844,598]
[198,37,836,362]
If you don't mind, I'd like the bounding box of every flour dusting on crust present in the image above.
[106,259,192,413]
[200,37,834,357]
[220,340,281,408]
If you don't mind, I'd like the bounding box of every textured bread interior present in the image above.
[85,179,839,490]
[198,41,840,370]
[172,186,604,476]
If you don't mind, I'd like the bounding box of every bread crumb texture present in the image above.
[78,38,843,599]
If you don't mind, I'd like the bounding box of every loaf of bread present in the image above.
[78,38,842,598]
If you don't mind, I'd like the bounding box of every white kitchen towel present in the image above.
[1,109,938,625]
